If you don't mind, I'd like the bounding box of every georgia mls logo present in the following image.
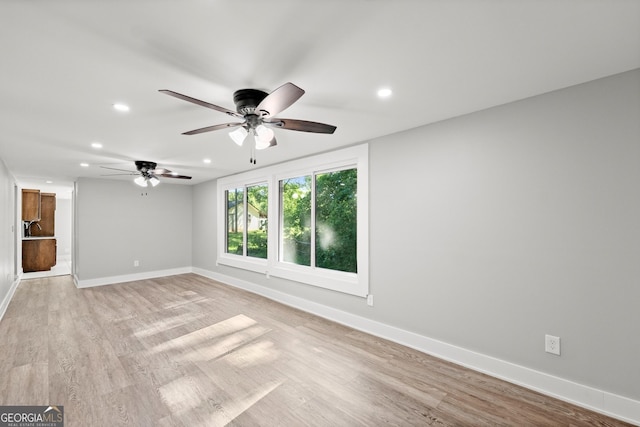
[0,405,64,427]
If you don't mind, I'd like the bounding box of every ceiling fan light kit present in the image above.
[229,127,248,146]
[134,175,160,188]
[254,125,275,150]
[160,82,337,163]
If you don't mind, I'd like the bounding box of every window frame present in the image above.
[218,177,270,273]
[217,144,369,297]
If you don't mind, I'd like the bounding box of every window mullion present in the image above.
[310,173,316,268]
[278,180,284,263]
[243,185,248,257]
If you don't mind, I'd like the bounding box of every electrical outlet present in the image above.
[545,334,560,355]
[133,260,140,267]
[366,294,374,306]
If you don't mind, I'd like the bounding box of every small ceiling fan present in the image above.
[101,160,192,187]
[159,82,336,163]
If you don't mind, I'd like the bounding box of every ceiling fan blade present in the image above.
[159,89,243,118]
[100,173,138,176]
[100,166,137,173]
[266,118,336,134]
[255,82,304,118]
[183,122,244,135]
[157,172,192,180]
[151,167,192,179]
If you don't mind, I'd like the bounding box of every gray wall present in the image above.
[192,69,640,401]
[76,178,192,280]
[192,179,217,269]
[0,159,16,309]
[368,69,640,400]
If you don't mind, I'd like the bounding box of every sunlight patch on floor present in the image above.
[158,375,209,414]
[159,376,282,425]
[149,314,257,355]
[133,311,207,338]
[183,324,271,363]
[203,380,282,427]
[222,340,280,368]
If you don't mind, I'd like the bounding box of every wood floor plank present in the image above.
[0,273,634,426]
[48,309,84,377]
[2,362,49,406]
[103,383,170,427]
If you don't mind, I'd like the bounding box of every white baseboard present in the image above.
[192,267,640,426]
[0,274,22,323]
[75,267,192,288]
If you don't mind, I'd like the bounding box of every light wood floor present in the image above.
[0,274,632,426]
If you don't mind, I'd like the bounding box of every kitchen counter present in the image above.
[23,236,57,240]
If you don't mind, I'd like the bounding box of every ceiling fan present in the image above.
[101,160,192,187]
[159,82,336,163]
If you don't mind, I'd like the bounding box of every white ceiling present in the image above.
[1,1,639,196]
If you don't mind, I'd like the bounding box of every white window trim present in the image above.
[217,144,369,297]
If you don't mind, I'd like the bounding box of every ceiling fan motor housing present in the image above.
[135,160,157,175]
[233,89,268,115]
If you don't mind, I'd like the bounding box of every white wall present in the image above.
[55,198,72,263]
[75,178,192,281]
[192,69,640,403]
[0,159,17,318]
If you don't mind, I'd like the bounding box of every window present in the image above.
[217,144,368,297]
[225,183,268,259]
[280,168,357,273]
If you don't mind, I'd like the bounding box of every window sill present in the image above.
[217,254,268,274]
[216,255,367,297]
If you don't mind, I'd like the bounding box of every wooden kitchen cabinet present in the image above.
[30,193,56,237]
[22,189,41,221]
[22,239,57,272]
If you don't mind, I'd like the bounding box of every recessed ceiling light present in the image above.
[91,142,103,149]
[113,103,130,112]
[80,163,89,167]
[46,180,53,184]
[203,158,212,164]
[377,87,392,98]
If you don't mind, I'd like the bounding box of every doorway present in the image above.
[19,186,73,279]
